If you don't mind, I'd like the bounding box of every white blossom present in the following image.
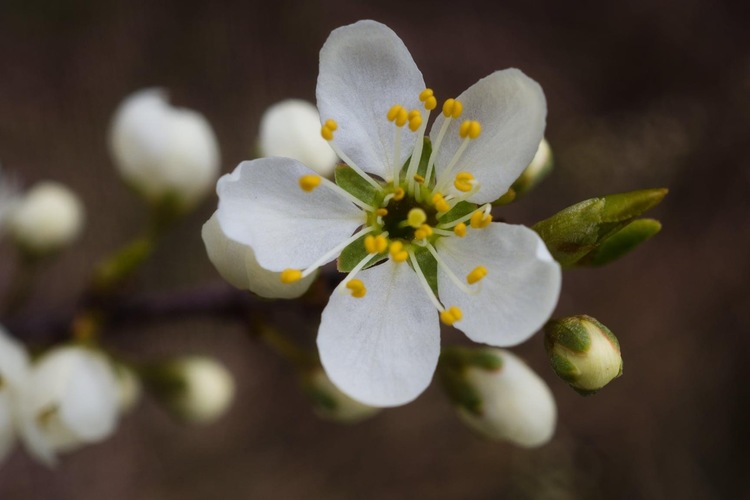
[0,325,30,466]
[216,21,561,407]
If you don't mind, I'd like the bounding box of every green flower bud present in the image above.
[300,368,380,424]
[438,347,556,448]
[533,188,667,267]
[544,315,623,395]
[576,218,662,267]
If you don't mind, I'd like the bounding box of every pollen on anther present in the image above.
[408,110,422,131]
[388,105,408,127]
[440,306,463,325]
[393,187,405,201]
[467,266,488,285]
[320,119,338,141]
[375,208,388,216]
[470,210,492,229]
[280,269,302,284]
[459,120,482,140]
[414,224,433,241]
[346,279,367,298]
[420,89,437,110]
[299,175,321,192]
[389,241,409,262]
[432,193,451,213]
[413,174,425,184]
[364,234,388,254]
[454,222,467,237]
[454,172,475,192]
[442,99,463,119]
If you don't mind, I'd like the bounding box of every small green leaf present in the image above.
[337,233,386,272]
[579,218,662,267]
[334,165,381,207]
[411,244,438,296]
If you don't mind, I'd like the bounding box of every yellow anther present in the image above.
[408,109,422,131]
[466,266,488,285]
[459,120,482,139]
[393,187,405,201]
[414,224,433,241]
[389,241,409,262]
[424,96,437,110]
[346,279,367,298]
[470,210,492,228]
[413,174,425,184]
[387,104,403,122]
[320,119,338,141]
[280,269,302,284]
[375,208,388,216]
[432,193,451,213]
[440,306,463,326]
[364,234,388,254]
[419,88,434,101]
[453,172,475,192]
[442,98,463,119]
[407,208,427,228]
[299,174,321,192]
[454,222,467,237]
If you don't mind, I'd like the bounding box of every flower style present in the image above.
[216,20,561,406]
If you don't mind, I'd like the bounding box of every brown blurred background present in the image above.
[1,0,748,498]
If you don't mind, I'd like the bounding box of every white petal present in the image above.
[430,69,547,203]
[216,158,363,271]
[202,213,316,298]
[317,20,425,178]
[258,99,338,177]
[458,349,556,447]
[436,223,561,346]
[318,260,439,407]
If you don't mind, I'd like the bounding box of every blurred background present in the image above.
[0,0,748,498]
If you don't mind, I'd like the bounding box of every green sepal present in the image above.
[438,201,476,225]
[410,244,438,296]
[337,233,386,272]
[577,218,662,267]
[532,188,667,267]
[437,346,503,416]
[334,164,381,207]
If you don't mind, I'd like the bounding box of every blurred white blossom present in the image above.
[258,99,338,177]
[109,88,220,209]
[6,182,84,254]
[456,349,556,448]
[0,325,30,467]
[301,368,380,424]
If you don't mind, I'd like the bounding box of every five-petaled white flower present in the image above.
[216,20,561,407]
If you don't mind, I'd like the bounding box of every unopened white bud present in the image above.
[114,363,141,414]
[20,346,120,465]
[202,212,316,298]
[439,347,556,448]
[511,138,553,197]
[544,315,623,395]
[6,182,84,254]
[258,99,338,177]
[109,89,220,208]
[145,356,235,424]
[301,368,380,424]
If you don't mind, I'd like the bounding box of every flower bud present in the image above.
[142,356,235,424]
[544,315,623,395]
[258,99,338,177]
[108,89,220,209]
[533,188,667,267]
[20,346,120,465]
[113,363,141,414]
[438,347,556,448]
[300,368,380,424]
[511,138,553,197]
[6,182,84,254]
[202,212,316,298]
